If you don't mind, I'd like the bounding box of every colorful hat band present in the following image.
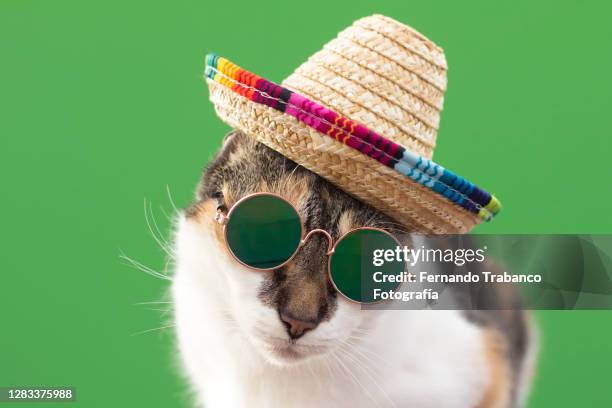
[205,54,501,220]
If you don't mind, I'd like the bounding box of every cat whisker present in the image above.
[349,326,373,333]
[144,198,174,259]
[329,352,357,391]
[305,359,323,393]
[120,252,173,281]
[323,356,339,383]
[131,324,176,336]
[133,299,174,315]
[289,163,303,178]
[344,337,394,372]
[163,256,174,277]
[166,184,181,216]
[346,332,375,341]
[332,349,383,408]
[347,327,377,338]
[340,339,383,370]
[345,333,383,350]
[363,211,381,229]
[338,339,385,376]
[139,308,173,313]
[336,345,396,408]
[158,204,177,223]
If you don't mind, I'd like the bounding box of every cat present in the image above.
[171,130,538,408]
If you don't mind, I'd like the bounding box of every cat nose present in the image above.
[280,312,318,339]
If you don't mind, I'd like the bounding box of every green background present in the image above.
[1,0,611,406]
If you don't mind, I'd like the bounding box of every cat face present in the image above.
[184,131,407,366]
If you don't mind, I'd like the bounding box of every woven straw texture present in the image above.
[206,14,482,233]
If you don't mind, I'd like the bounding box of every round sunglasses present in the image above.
[214,193,405,303]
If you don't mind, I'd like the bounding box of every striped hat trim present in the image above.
[205,53,501,220]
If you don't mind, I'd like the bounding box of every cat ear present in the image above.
[219,130,244,154]
[195,130,246,202]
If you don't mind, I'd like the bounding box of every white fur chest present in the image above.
[172,216,490,408]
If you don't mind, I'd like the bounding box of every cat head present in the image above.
[183,130,408,366]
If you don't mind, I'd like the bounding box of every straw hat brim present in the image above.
[207,79,481,234]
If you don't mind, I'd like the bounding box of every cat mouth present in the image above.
[270,344,303,360]
[259,337,329,364]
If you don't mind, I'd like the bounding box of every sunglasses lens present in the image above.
[225,194,302,269]
[330,229,403,303]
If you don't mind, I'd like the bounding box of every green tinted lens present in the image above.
[225,194,302,269]
[329,229,403,303]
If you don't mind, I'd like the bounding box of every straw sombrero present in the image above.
[204,14,501,234]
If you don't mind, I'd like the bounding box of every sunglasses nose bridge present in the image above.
[300,229,334,255]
